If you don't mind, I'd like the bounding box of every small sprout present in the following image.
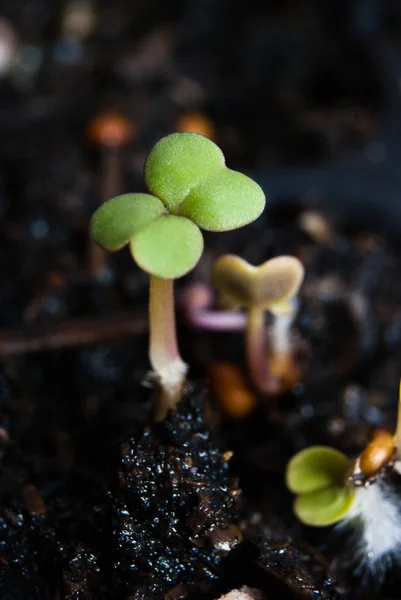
[91,132,265,419]
[345,382,401,573]
[286,446,355,526]
[212,254,304,395]
[286,384,401,576]
[209,362,256,420]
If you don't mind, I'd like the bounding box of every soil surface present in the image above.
[1,2,401,599]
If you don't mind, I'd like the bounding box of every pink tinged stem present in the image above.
[180,283,246,332]
[190,310,246,331]
[246,305,277,395]
[149,276,187,420]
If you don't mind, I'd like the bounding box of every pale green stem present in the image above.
[149,275,187,420]
[246,305,275,394]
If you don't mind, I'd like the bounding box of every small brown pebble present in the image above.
[209,362,256,419]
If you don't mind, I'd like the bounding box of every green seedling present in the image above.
[286,446,355,526]
[91,132,265,419]
[286,384,401,575]
[286,383,401,528]
[212,254,304,395]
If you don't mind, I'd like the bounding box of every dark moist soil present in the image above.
[2,2,401,599]
[3,202,401,600]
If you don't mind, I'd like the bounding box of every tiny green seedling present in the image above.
[286,382,401,576]
[212,254,304,395]
[286,446,355,526]
[91,132,265,419]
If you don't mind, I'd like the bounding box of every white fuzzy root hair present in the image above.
[340,477,401,580]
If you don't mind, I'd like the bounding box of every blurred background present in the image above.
[1,0,401,329]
